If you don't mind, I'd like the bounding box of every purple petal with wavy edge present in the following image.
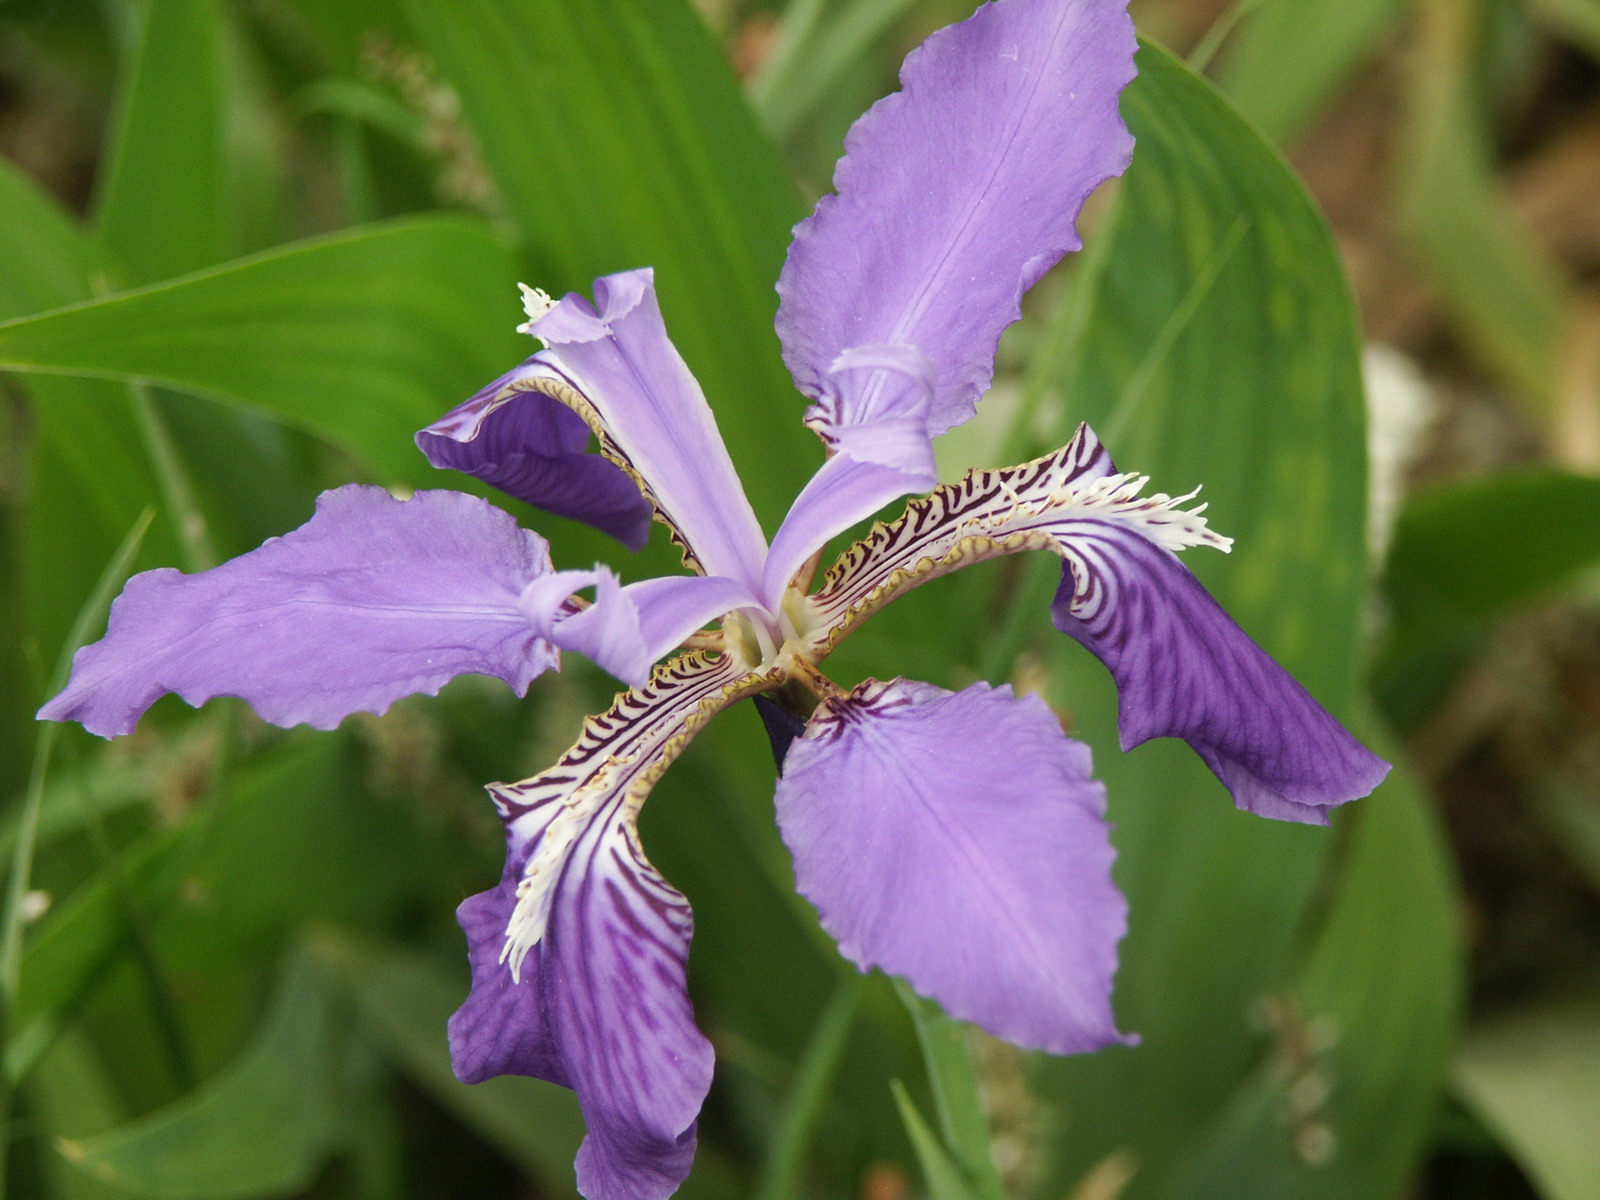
[776,0,1135,442]
[416,358,652,549]
[775,678,1132,1055]
[1050,529,1390,822]
[528,269,768,587]
[521,569,758,687]
[452,814,707,1200]
[39,487,557,737]
[451,653,768,1200]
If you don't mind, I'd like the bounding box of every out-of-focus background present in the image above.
[0,0,1596,1197]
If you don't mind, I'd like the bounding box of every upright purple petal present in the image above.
[450,652,772,1200]
[1050,530,1390,823]
[39,487,556,737]
[526,270,769,587]
[777,0,1135,442]
[417,358,653,549]
[775,678,1131,1055]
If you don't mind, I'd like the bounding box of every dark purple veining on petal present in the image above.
[775,677,1132,1055]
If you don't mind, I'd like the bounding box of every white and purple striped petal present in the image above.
[39,486,558,737]
[416,358,653,549]
[775,678,1131,1054]
[1049,529,1390,823]
[450,653,772,1200]
[525,270,769,587]
[776,0,1135,448]
[801,426,1388,821]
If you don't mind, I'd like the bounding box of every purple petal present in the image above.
[775,678,1131,1055]
[451,652,770,1200]
[416,358,653,549]
[761,453,931,606]
[776,0,1135,440]
[801,425,1389,821]
[526,269,768,587]
[521,569,759,688]
[39,486,556,737]
[1050,529,1390,823]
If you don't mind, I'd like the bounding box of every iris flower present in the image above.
[40,0,1388,1196]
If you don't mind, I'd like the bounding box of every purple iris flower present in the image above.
[40,1,1388,1196]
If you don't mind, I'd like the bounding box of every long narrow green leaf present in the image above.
[1220,0,1407,143]
[0,218,523,485]
[55,957,339,1199]
[94,0,236,285]
[889,1082,978,1200]
[1030,41,1375,1199]
[894,983,1004,1200]
[403,0,815,527]
[1403,0,1568,411]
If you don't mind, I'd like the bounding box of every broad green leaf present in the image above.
[94,0,236,285]
[1168,761,1461,1199]
[403,0,816,527]
[1403,0,1568,411]
[1454,997,1600,1200]
[1220,0,1407,144]
[0,218,523,485]
[0,159,178,692]
[55,957,338,1199]
[1386,469,1600,620]
[30,1030,133,1200]
[1029,42,1375,1199]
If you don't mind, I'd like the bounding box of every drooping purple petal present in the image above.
[526,269,769,587]
[39,486,557,737]
[416,358,653,549]
[802,425,1389,821]
[450,652,771,1200]
[776,0,1135,443]
[520,568,760,687]
[775,678,1131,1055]
[1050,528,1390,823]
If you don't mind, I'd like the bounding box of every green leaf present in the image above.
[1529,0,1600,62]
[403,0,816,526]
[892,983,1004,1200]
[94,0,237,285]
[1168,761,1462,1199]
[1454,997,1600,1200]
[1220,0,1408,144]
[305,928,587,1193]
[888,1081,978,1200]
[0,218,523,485]
[54,956,339,1199]
[0,159,179,685]
[1402,0,1568,410]
[1028,41,1376,1199]
[1386,469,1600,620]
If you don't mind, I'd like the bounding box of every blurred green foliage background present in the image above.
[0,0,1595,1197]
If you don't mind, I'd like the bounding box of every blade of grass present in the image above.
[753,970,866,1200]
[0,508,154,1194]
